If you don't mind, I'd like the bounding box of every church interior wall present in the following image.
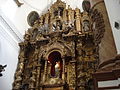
[0,27,19,90]
[104,0,120,54]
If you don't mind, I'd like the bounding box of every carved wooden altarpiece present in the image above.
[12,0,105,90]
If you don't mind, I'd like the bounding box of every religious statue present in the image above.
[82,11,90,32]
[55,61,61,78]
[83,20,90,32]
[52,20,62,31]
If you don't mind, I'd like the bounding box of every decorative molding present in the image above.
[91,1,104,10]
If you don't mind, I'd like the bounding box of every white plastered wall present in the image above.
[104,0,120,54]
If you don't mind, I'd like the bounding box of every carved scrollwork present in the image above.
[44,41,73,60]
[13,0,103,90]
[91,9,105,45]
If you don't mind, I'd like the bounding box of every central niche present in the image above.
[48,51,62,78]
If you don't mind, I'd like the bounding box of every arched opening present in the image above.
[48,51,62,78]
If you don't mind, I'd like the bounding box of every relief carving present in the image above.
[13,0,105,90]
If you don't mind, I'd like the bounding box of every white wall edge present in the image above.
[98,79,120,88]
[0,9,23,42]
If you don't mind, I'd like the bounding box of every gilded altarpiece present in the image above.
[12,0,105,90]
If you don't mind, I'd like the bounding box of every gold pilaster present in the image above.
[75,8,82,32]
[62,57,65,83]
[43,60,48,83]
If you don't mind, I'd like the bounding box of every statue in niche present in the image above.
[83,20,90,32]
[50,61,62,78]
[52,20,62,31]
[82,11,90,32]
[54,7,64,17]
[55,61,61,78]
[56,20,62,30]
[47,51,63,79]
[67,21,74,30]
[63,21,74,33]
[58,7,64,17]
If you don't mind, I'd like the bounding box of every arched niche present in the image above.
[43,42,73,60]
[48,51,62,78]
